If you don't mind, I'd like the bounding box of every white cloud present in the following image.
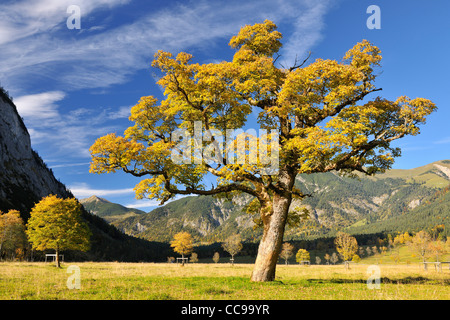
[434,137,450,145]
[49,162,91,169]
[125,194,190,209]
[125,199,162,209]
[14,90,128,158]
[3,0,334,161]
[69,182,134,198]
[0,0,333,94]
[0,0,130,45]
[14,91,65,120]
[107,106,131,120]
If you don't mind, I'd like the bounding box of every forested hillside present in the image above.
[346,185,450,237]
[94,160,450,243]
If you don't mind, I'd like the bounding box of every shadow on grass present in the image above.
[306,276,450,285]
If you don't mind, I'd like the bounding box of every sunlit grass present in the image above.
[0,261,449,300]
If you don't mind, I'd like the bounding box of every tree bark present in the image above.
[250,193,291,282]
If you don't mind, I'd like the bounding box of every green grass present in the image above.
[1,261,450,300]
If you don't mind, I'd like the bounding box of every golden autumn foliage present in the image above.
[170,231,193,265]
[26,195,91,267]
[335,232,358,262]
[89,20,436,281]
[90,20,436,204]
[0,209,26,258]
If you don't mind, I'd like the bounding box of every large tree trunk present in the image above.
[251,193,292,282]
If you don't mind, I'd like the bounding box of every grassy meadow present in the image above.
[1,259,450,300]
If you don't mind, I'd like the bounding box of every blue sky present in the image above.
[1,0,449,211]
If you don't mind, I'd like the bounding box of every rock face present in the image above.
[0,89,71,219]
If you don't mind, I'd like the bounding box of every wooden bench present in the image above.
[176,257,189,264]
[423,261,450,272]
[44,254,64,263]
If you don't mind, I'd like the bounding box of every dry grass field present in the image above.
[1,261,449,300]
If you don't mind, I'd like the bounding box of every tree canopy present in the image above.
[26,195,91,267]
[170,231,193,265]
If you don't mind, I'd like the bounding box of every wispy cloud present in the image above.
[0,0,130,45]
[4,0,333,161]
[14,91,65,120]
[125,194,190,209]
[434,137,450,145]
[49,162,91,169]
[1,0,333,94]
[68,182,134,198]
[14,91,129,158]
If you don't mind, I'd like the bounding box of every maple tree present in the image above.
[170,231,193,266]
[295,248,310,264]
[222,234,243,265]
[279,242,294,264]
[26,195,91,267]
[0,209,26,260]
[90,20,436,281]
[334,232,358,263]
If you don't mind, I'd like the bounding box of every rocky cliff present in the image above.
[0,88,71,218]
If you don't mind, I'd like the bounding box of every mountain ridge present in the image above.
[80,195,146,223]
[87,160,450,243]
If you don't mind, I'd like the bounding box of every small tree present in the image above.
[190,252,198,263]
[26,195,91,267]
[170,231,193,266]
[428,240,447,262]
[222,234,243,265]
[358,247,365,258]
[330,252,339,265]
[279,242,294,265]
[324,253,331,265]
[0,210,26,261]
[212,252,220,263]
[408,230,432,264]
[335,232,358,266]
[295,249,310,265]
[315,256,322,265]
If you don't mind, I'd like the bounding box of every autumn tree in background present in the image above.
[170,231,193,266]
[26,195,91,267]
[295,248,310,264]
[190,252,198,263]
[279,242,294,264]
[428,240,447,262]
[335,232,358,264]
[330,252,339,265]
[324,253,331,265]
[407,230,432,263]
[0,210,26,260]
[212,252,220,263]
[222,234,243,265]
[89,20,436,282]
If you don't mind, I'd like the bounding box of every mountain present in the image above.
[80,195,145,223]
[102,160,450,243]
[0,87,171,262]
[0,88,71,218]
[111,194,256,243]
[347,185,450,237]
